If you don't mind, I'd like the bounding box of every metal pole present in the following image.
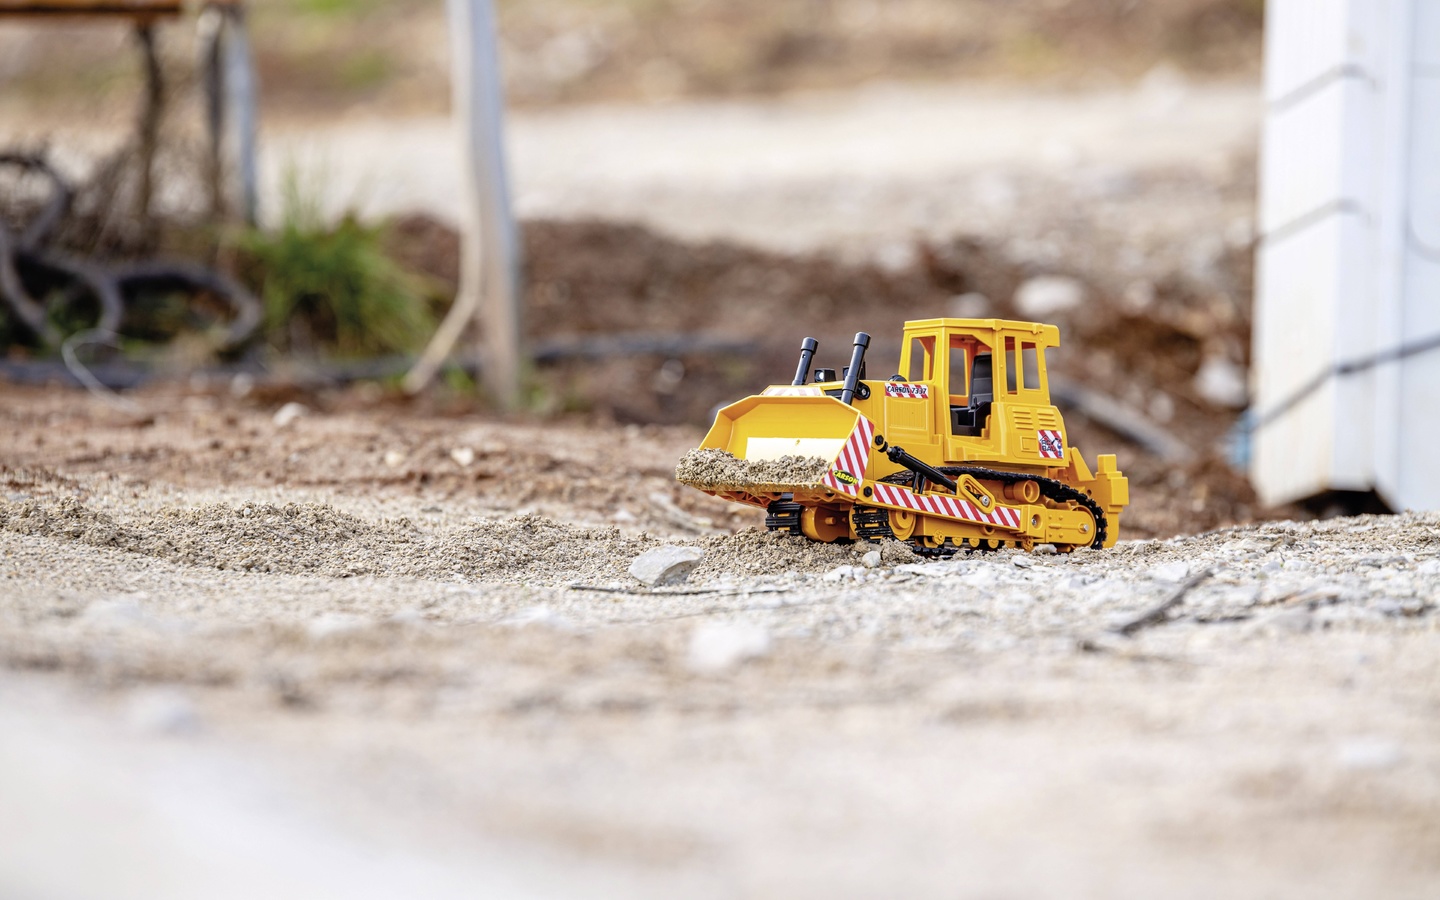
[405,0,521,404]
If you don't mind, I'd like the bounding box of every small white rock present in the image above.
[1149,561,1190,583]
[823,564,857,582]
[687,621,771,674]
[272,401,308,428]
[1194,355,1248,408]
[1014,275,1086,317]
[128,688,201,736]
[307,613,367,639]
[629,545,705,586]
[1337,737,1403,771]
[1012,555,1035,568]
[450,446,476,467]
[500,605,572,630]
[862,550,882,569]
[81,599,147,628]
[383,450,407,469]
[947,292,990,318]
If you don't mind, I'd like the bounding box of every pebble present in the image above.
[1336,738,1403,771]
[81,598,147,628]
[383,450,407,469]
[1012,556,1035,569]
[450,447,476,467]
[500,606,573,630]
[687,621,771,674]
[1013,275,1085,317]
[128,688,202,736]
[629,545,705,586]
[862,551,882,569]
[1194,355,1248,408]
[307,613,368,639]
[823,564,858,582]
[1149,561,1190,583]
[272,402,309,428]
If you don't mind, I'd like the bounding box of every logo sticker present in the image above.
[831,469,859,486]
[884,382,930,400]
[1037,429,1065,459]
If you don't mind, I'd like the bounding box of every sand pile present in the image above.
[0,498,647,584]
[2,496,932,587]
[675,448,830,490]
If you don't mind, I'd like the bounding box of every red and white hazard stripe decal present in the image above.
[818,415,875,497]
[1037,429,1065,459]
[870,482,1023,529]
[884,382,930,399]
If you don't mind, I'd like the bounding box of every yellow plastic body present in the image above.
[685,318,1129,550]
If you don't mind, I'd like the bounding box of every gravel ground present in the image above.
[2,387,1438,898]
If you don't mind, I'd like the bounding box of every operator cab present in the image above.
[898,319,1056,445]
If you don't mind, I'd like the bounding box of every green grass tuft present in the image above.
[241,177,435,357]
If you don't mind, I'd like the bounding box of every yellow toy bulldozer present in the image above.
[676,318,1129,554]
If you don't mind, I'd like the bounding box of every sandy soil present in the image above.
[2,386,1437,898]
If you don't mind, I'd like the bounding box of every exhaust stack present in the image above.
[791,337,819,386]
[840,332,870,405]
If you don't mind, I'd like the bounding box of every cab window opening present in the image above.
[905,336,934,381]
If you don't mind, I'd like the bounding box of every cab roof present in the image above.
[902,317,1061,347]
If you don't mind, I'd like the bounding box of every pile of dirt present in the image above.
[675,448,831,491]
[0,498,645,585]
[0,496,926,586]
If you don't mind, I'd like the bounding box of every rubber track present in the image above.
[765,500,804,535]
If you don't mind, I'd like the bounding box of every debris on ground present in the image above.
[629,545,706,586]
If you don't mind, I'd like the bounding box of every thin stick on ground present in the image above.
[1110,567,1218,637]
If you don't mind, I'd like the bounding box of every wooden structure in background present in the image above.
[0,1,193,17]
[0,0,257,225]
[406,0,522,407]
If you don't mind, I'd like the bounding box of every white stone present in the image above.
[947,292,990,318]
[500,606,573,630]
[307,613,368,639]
[383,450,407,469]
[1012,555,1035,568]
[1337,737,1403,771]
[128,688,201,736]
[823,564,857,582]
[81,599,147,628]
[629,545,705,586]
[862,551,882,569]
[1013,275,1086,317]
[1149,561,1191,583]
[272,402,308,428]
[449,446,476,467]
[1194,355,1248,408]
[687,621,771,674]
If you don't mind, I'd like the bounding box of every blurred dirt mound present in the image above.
[0,495,923,584]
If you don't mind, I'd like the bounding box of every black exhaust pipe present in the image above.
[791,337,818,386]
[840,332,870,405]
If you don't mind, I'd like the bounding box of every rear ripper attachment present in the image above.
[675,320,1130,554]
